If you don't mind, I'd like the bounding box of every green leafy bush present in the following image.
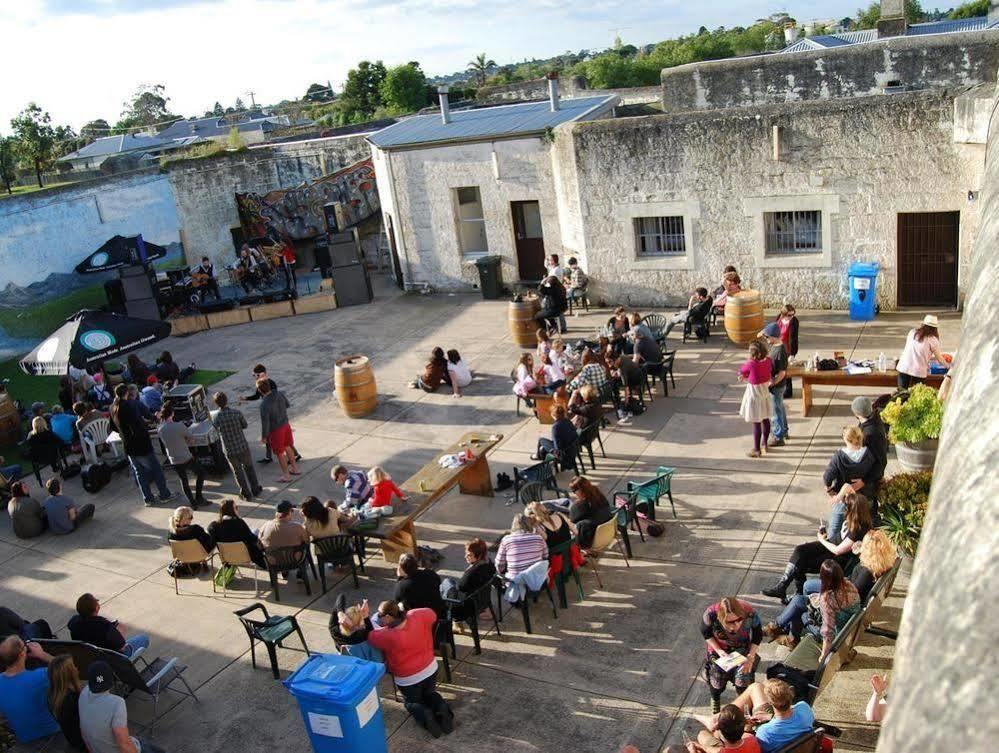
[879,384,943,444]
[878,471,932,556]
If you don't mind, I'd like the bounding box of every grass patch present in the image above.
[0,182,75,200]
[0,283,107,340]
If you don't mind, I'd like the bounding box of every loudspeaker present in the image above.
[323,203,340,234]
[313,234,332,277]
[198,300,235,314]
[329,233,362,268]
[125,298,161,320]
[119,265,156,300]
[330,264,372,306]
[104,280,126,313]
[261,290,293,304]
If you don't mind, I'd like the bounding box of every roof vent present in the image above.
[438,86,451,125]
[546,72,560,112]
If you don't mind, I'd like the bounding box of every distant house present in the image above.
[157,111,290,145]
[57,134,197,172]
[781,15,998,54]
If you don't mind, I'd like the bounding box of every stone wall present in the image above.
[475,76,660,108]
[556,90,982,309]
[877,76,999,753]
[661,30,999,114]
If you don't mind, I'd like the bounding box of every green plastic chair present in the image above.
[627,465,677,518]
[548,539,584,609]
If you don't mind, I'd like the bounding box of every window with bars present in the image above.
[764,210,822,255]
[633,216,686,257]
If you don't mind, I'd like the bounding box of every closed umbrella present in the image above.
[19,310,172,376]
[74,234,167,274]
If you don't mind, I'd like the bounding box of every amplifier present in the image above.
[125,298,161,320]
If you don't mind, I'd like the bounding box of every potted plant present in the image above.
[877,470,932,557]
[879,384,943,472]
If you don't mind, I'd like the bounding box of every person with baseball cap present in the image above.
[896,314,945,390]
[257,500,308,579]
[79,660,163,753]
[760,323,790,447]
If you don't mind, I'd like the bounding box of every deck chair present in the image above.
[168,539,214,595]
[215,541,260,596]
[584,516,630,588]
[627,465,677,518]
[313,534,359,591]
[234,602,310,679]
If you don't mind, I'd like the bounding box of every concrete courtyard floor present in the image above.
[4,275,960,753]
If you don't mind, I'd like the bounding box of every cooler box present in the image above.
[847,262,880,321]
[284,653,387,753]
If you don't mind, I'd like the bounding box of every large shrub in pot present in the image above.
[880,384,943,445]
[878,471,933,557]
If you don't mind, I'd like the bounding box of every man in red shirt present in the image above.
[279,236,297,293]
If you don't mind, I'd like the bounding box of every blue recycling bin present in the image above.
[848,262,880,321]
[284,653,387,753]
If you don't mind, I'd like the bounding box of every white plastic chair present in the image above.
[80,416,122,466]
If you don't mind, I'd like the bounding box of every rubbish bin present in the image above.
[473,255,504,300]
[847,262,880,321]
[284,653,387,753]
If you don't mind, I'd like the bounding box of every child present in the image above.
[776,304,799,398]
[536,329,552,364]
[738,339,773,458]
[368,466,408,509]
[539,352,566,394]
[445,349,473,398]
[551,338,578,377]
[513,354,537,399]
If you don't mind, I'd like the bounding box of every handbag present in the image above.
[214,564,237,588]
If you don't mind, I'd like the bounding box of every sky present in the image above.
[3,0,883,132]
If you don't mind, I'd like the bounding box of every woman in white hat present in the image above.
[896,314,945,389]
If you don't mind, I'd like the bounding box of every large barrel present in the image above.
[508,295,541,348]
[725,290,765,345]
[333,355,378,418]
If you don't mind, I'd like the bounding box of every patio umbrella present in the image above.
[19,310,172,376]
[74,234,167,274]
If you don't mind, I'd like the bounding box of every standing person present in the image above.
[110,384,174,507]
[760,323,789,447]
[210,391,262,501]
[850,396,888,513]
[42,478,95,535]
[331,465,373,507]
[7,481,46,540]
[157,403,208,509]
[257,379,299,483]
[700,597,763,713]
[239,364,300,464]
[0,636,58,744]
[78,660,165,753]
[896,314,945,389]
[545,254,567,332]
[367,602,454,737]
[193,256,222,302]
[445,349,473,398]
[47,655,86,751]
[279,235,298,293]
[775,305,799,398]
[737,340,773,458]
[68,593,150,658]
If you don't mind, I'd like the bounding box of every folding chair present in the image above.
[233,603,310,679]
[168,539,214,595]
[215,541,260,596]
[584,516,630,588]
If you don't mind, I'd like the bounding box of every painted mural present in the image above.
[235,158,379,241]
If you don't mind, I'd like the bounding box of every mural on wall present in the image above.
[235,158,379,241]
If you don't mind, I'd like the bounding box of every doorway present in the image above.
[897,212,959,307]
[511,201,546,282]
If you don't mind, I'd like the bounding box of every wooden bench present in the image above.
[785,365,944,417]
[353,431,503,563]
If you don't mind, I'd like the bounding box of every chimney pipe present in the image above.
[546,73,560,112]
[438,86,451,125]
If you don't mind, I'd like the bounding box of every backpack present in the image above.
[60,463,82,480]
[624,396,645,415]
[81,463,112,494]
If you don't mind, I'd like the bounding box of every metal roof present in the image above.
[780,16,995,54]
[157,112,284,140]
[367,94,618,150]
[60,133,178,160]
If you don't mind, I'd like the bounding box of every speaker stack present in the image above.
[119,265,161,320]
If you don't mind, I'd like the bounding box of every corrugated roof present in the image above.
[780,16,994,54]
[60,133,177,160]
[906,17,991,35]
[368,94,618,150]
[157,112,282,140]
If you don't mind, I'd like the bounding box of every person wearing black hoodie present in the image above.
[851,397,888,515]
[822,426,875,494]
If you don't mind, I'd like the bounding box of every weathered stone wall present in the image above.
[877,76,999,753]
[661,30,999,114]
[556,91,982,309]
[475,76,660,107]
[167,133,371,267]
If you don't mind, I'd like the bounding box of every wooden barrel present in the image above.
[0,396,21,449]
[725,290,765,345]
[508,295,541,348]
[333,355,378,418]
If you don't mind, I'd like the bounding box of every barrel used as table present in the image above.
[724,290,765,345]
[333,355,378,418]
[508,295,541,348]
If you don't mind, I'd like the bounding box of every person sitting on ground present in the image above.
[513,353,538,400]
[208,499,266,568]
[568,384,602,430]
[394,553,447,619]
[368,602,454,738]
[140,376,163,415]
[851,396,888,513]
[449,538,497,623]
[866,673,889,723]
[125,355,150,388]
[68,593,150,658]
[168,505,213,554]
[536,275,568,334]
[762,492,873,603]
[568,476,614,549]
[685,703,761,753]
[368,466,408,510]
[47,655,86,752]
[532,404,578,462]
[155,350,194,386]
[822,426,875,497]
[26,416,65,472]
[7,481,46,540]
[42,478,94,535]
[410,347,447,392]
[0,454,21,483]
[300,495,344,540]
[445,349,472,398]
[87,374,113,411]
[0,607,54,642]
[158,403,208,508]
[700,597,762,713]
[565,257,588,303]
[0,635,58,744]
[331,465,373,508]
[495,513,549,600]
[48,406,76,448]
[328,596,383,663]
[79,660,165,753]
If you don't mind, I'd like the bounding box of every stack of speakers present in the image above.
[119,265,161,320]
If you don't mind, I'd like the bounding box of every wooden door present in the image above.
[897,212,959,307]
[511,201,546,282]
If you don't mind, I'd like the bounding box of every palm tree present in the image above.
[467,53,496,86]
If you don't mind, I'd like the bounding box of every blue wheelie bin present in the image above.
[284,653,387,753]
[848,262,880,321]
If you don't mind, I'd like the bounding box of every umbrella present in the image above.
[74,234,167,274]
[19,310,172,376]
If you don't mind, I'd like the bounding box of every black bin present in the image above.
[474,255,504,300]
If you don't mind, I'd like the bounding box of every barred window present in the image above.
[764,210,822,255]
[633,216,686,257]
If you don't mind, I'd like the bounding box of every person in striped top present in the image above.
[495,514,548,577]
[331,465,372,507]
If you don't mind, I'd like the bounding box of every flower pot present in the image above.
[894,438,938,473]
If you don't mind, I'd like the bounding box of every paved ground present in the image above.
[4,274,960,753]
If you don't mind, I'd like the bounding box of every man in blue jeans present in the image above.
[762,323,789,447]
[68,593,150,657]
[109,384,174,506]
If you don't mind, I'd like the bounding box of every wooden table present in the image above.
[353,431,503,563]
[786,365,944,417]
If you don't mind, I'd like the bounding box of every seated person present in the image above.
[608,307,630,339]
[449,538,497,622]
[58,375,76,412]
[25,417,65,472]
[125,355,151,387]
[565,257,588,301]
[72,401,104,434]
[445,349,473,398]
[535,276,568,334]
[568,384,602,430]
[7,482,46,540]
[410,347,447,392]
[0,607,54,641]
[258,500,309,574]
[697,679,813,753]
[208,498,266,568]
[612,352,645,412]
[496,513,549,602]
[42,478,95,535]
[512,354,537,400]
[823,426,875,495]
[537,353,566,394]
[155,350,194,386]
[368,466,407,510]
[140,376,164,414]
[671,287,711,325]
[193,255,222,301]
[568,476,614,548]
[331,465,373,508]
[87,374,113,410]
[686,703,761,752]
[394,553,447,619]
[328,596,383,662]
[300,495,342,540]
[168,505,214,553]
[525,501,575,550]
[713,270,741,311]
[47,654,86,752]
[68,593,150,657]
[0,454,21,482]
[531,404,578,462]
[567,350,610,396]
[0,636,58,744]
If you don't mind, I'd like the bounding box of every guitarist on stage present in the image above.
[192,256,222,302]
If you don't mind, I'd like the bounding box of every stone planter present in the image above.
[895,438,939,473]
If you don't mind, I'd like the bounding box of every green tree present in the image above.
[950,0,989,18]
[115,84,177,133]
[855,0,925,28]
[80,119,110,141]
[341,60,387,118]
[10,103,55,187]
[467,53,496,86]
[305,83,335,102]
[379,62,429,114]
[0,135,17,194]
[234,97,246,112]
[52,124,84,159]
[212,101,225,116]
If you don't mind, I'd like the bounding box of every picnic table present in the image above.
[786,364,944,416]
[351,431,503,563]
